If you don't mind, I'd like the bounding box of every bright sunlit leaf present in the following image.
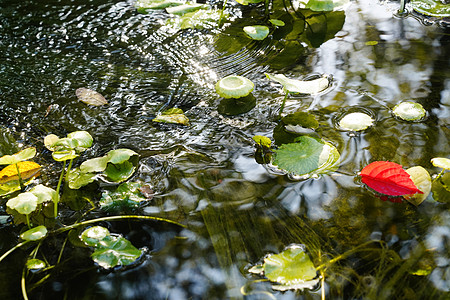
[215,75,255,99]
[0,161,41,184]
[81,226,111,247]
[0,147,36,165]
[243,25,270,40]
[20,225,48,241]
[266,73,330,94]
[6,192,38,215]
[252,135,272,148]
[29,184,58,204]
[339,112,374,131]
[392,101,426,121]
[411,0,450,17]
[360,161,423,196]
[166,3,207,15]
[403,166,432,206]
[76,88,108,106]
[431,157,450,170]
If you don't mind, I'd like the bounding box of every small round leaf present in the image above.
[20,225,48,241]
[215,75,254,99]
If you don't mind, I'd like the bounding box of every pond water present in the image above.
[0,0,449,299]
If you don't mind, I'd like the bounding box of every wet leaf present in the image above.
[76,88,107,106]
[44,134,59,151]
[273,136,340,176]
[0,161,41,184]
[80,226,111,247]
[20,225,48,241]
[360,161,423,196]
[106,149,139,165]
[0,147,36,165]
[26,258,46,270]
[215,75,254,99]
[167,9,224,30]
[431,157,450,170]
[153,112,190,125]
[243,25,270,40]
[67,131,94,150]
[166,3,207,15]
[104,161,136,183]
[100,182,149,210]
[404,166,432,206]
[250,245,319,291]
[80,156,109,173]
[6,192,38,215]
[392,101,426,121]
[339,112,374,131]
[411,0,450,17]
[266,73,329,94]
[91,235,143,269]
[52,149,78,162]
[67,168,96,189]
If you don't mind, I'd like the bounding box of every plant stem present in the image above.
[279,93,289,118]
[21,266,30,300]
[54,161,66,217]
[64,159,74,182]
[0,241,29,264]
[433,169,445,182]
[219,0,228,28]
[26,215,31,229]
[15,163,24,190]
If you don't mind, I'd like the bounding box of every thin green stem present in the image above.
[219,0,228,28]
[52,215,186,235]
[54,161,66,217]
[26,215,31,229]
[433,169,445,182]
[15,163,25,190]
[0,241,30,264]
[279,93,289,118]
[21,266,29,300]
[64,159,74,182]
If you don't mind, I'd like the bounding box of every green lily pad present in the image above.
[67,168,97,189]
[6,192,38,215]
[273,136,340,176]
[411,0,450,18]
[215,75,255,99]
[29,184,58,204]
[67,131,94,150]
[243,25,270,40]
[80,156,109,173]
[0,147,36,165]
[249,245,319,291]
[339,112,374,131]
[91,235,143,269]
[106,149,139,165]
[266,73,330,94]
[81,226,111,247]
[431,157,450,170]
[100,182,150,210]
[392,101,426,121]
[269,19,285,26]
[404,166,432,206]
[20,225,48,241]
[104,161,136,183]
[26,258,46,270]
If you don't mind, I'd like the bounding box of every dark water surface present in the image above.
[0,0,449,299]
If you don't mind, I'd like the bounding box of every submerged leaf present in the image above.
[91,236,143,269]
[20,225,48,241]
[81,226,111,247]
[100,182,150,210]
[0,161,41,184]
[431,172,450,203]
[153,112,190,125]
[76,88,107,106]
[273,136,340,176]
[266,73,330,94]
[403,166,432,206]
[360,161,423,196]
[243,25,270,40]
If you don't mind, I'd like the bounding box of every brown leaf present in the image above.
[76,88,108,106]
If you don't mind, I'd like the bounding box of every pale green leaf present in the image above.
[243,25,270,40]
[404,166,432,206]
[67,168,97,189]
[80,156,109,173]
[166,3,207,15]
[269,19,285,26]
[266,73,330,94]
[392,101,426,121]
[215,75,254,99]
[6,192,38,215]
[0,147,36,165]
[20,225,48,241]
[431,157,450,170]
[81,226,111,247]
[339,112,374,131]
[29,184,58,204]
[106,149,139,165]
[26,258,46,270]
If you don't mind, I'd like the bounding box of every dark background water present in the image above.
[0,0,449,299]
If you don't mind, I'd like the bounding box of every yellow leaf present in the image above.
[0,161,41,184]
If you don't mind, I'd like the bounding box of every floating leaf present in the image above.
[234,0,264,4]
[392,101,426,121]
[91,235,143,269]
[26,258,46,270]
[6,192,38,215]
[80,226,111,247]
[166,3,207,15]
[106,149,138,165]
[252,135,272,148]
[411,0,450,18]
[76,88,107,106]
[431,157,450,170]
[339,112,374,131]
[403,166,432,206]
[20,225,48,241]
[360,161,423,196]
[0,161,41,184]
[67,168,96,189]
[100,182,150,210]
[80,157,109,173]
[215,75,255,99]
[0,147,36,165]
[167,9,224,30]
[273,136,340,176]
[269,19,285,26]
[266,73,330,94]
[67,131,94,150]
[44,134,59,151]
[135,0,183,11]
[243,25,270,40]
[250,245,319,291]
[153,110,190,125]
[304,0,349,11]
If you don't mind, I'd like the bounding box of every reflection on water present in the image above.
[0,0,449,299]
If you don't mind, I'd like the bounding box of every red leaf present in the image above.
[360,161,423,196]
